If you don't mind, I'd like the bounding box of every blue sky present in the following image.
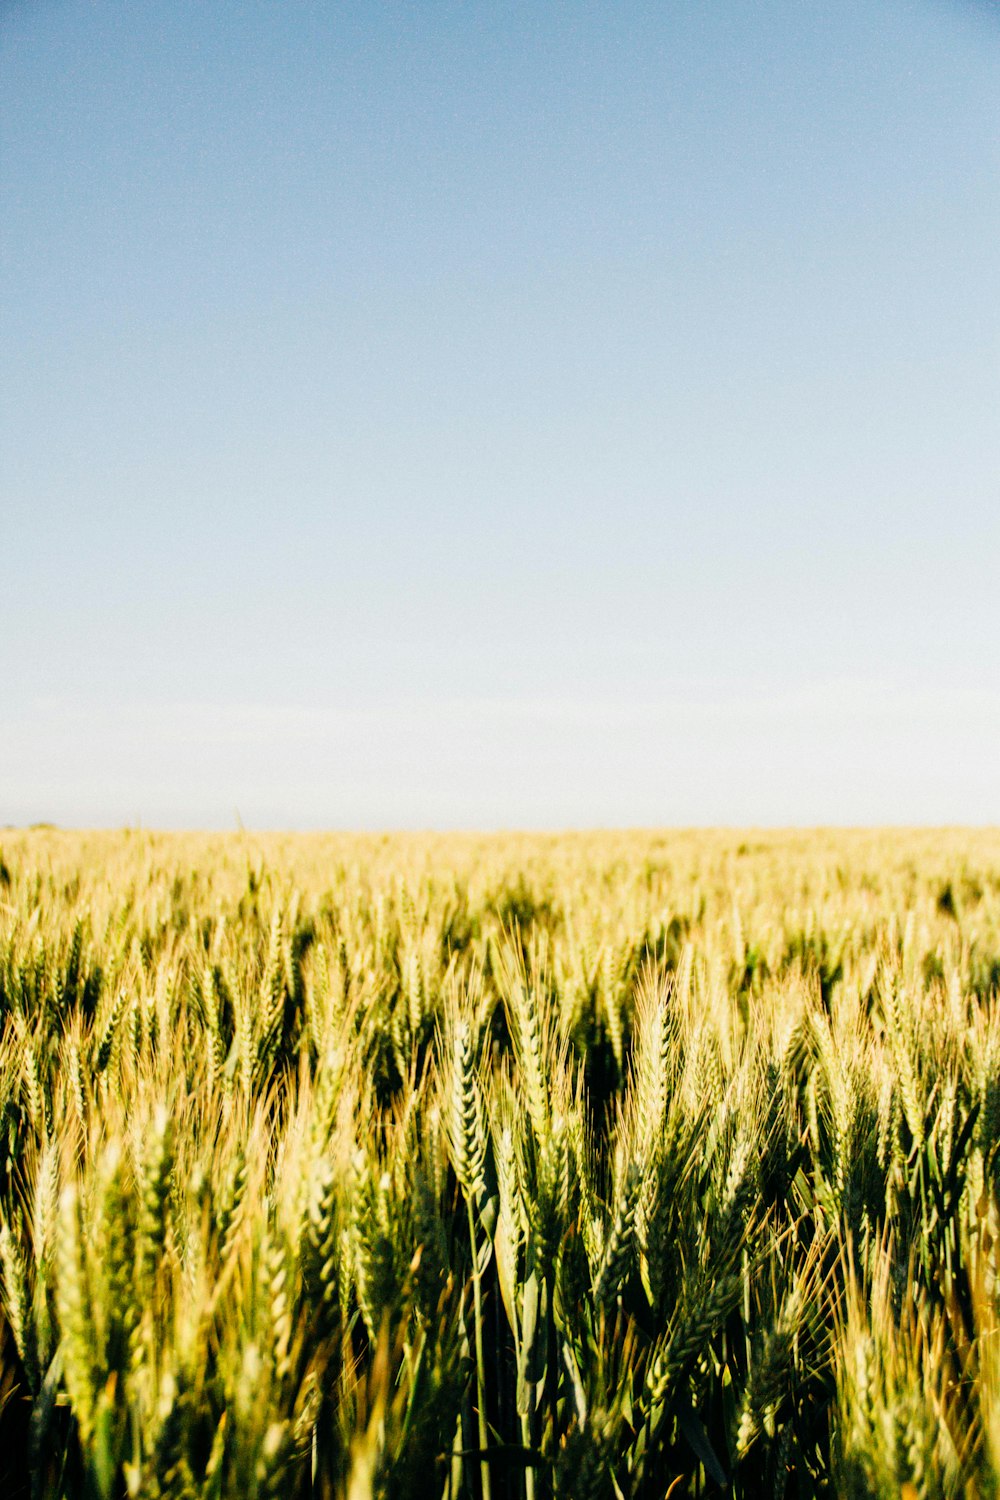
[2,0,998,827]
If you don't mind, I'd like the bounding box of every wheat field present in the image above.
[0,827,998,1498]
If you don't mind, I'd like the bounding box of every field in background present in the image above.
[1,827,999,1498]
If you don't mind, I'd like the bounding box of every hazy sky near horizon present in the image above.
[2,0,998,828]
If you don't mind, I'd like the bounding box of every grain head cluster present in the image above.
[1,827,999,1498]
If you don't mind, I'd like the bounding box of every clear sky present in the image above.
[2,0,998,828]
